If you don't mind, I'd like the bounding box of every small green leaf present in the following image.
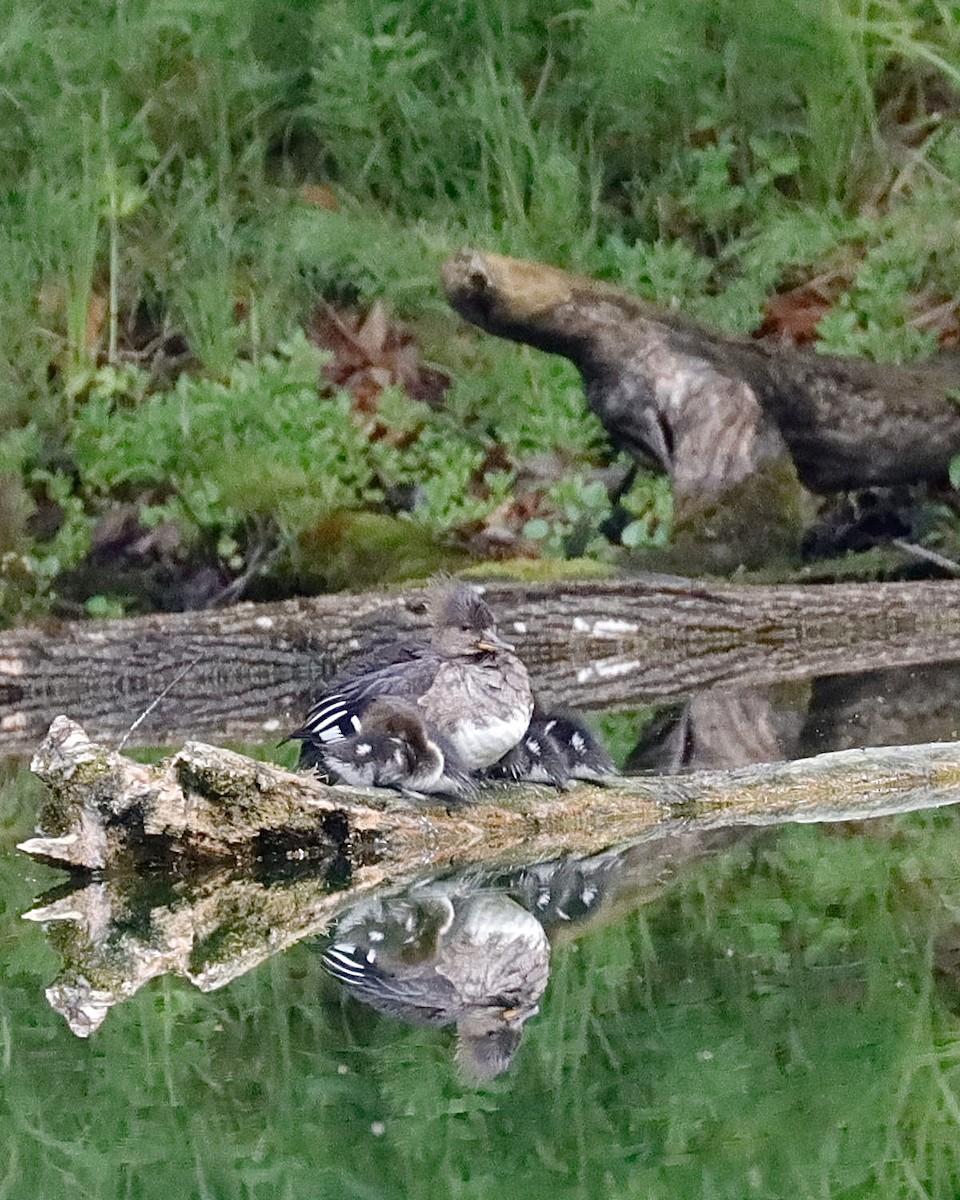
[522,518,551,540]
[621,519,649,548]
[85,594,127,619]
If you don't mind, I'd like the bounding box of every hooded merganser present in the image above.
[541,710,617,780]
[291,581,533,771]
[322,882,549,1079]
[309,696,477,801]
[483,711,570,788]
[484,707,617,788]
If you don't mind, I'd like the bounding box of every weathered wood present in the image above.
[3,576,960,756]
[22,717,429,869]
[442,250,960,564]
[20,716,960,873]
[22,715,960,1037]
[24,828,747,1037]
[442,249,960,492]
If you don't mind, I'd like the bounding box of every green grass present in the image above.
[1,0,960,620]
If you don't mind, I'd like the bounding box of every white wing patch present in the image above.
[298,693,364,743]
[323,944,368,983]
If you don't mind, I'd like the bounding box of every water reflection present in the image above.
[8,748,960,1196]
[625,661,960,773]
[24,818,753,1080]
[626,687,806,772]
[15,655,960,1078]
[322,885,549,1080]
[319,829,749,1078]
[799,663,960,755]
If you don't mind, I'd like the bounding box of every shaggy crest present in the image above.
[428,579,496,635]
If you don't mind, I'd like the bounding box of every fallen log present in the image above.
[442,250,960,565]
[20,716,960,873]
[3,576,960,756]
[22,717,960,1037]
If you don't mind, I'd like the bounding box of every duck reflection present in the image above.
[321,824,751,1077]
[322,883,549,1080]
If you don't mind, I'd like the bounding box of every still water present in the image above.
[4,662,960,1198]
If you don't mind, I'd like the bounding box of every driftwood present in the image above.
[3,576,960,757]
[21,716,960,873]
[442,250,960,565]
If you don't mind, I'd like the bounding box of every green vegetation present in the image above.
[2,0,960,620]
[3,760,960,1198]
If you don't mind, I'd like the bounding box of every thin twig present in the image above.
[205,527,283,609]
[117,653,204,751]
[892,539,960,577]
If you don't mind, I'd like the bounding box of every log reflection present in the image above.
[23,824,751,1065]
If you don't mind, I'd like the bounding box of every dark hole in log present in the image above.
[105,808,193,873]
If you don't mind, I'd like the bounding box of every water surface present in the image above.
[5,662,960,1198]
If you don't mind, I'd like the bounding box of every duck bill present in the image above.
[477,630,515,653]
[502,1004,538,1024]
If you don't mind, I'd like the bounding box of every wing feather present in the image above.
[290,657,442,745]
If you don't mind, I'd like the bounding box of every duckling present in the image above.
[485,707,617,788]
[313,696,476,801]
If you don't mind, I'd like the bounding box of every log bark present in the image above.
[442,250,960,565]
[3,576,960,756]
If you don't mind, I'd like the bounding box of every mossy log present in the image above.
[22,716,960,1037]
[20,716,960,873]
[442,250,960,566]
[4,576,960,756]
